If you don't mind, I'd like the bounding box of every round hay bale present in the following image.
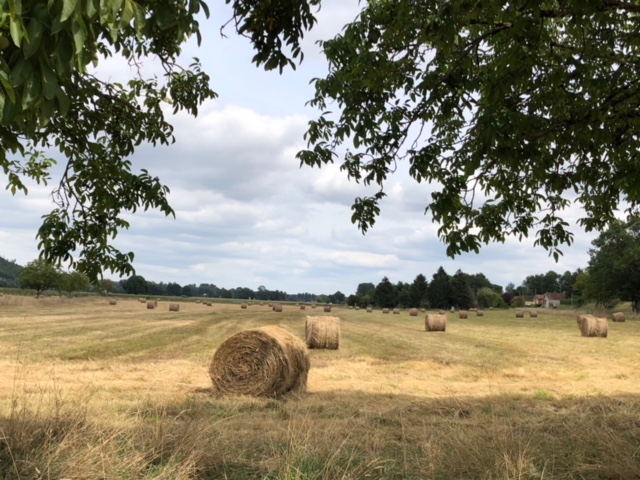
[366,307,373,313]
[300,305,306,310]
[528,310,538,318]
[579,315,608,338]
[420,308,426,312]
[146,301,155,310]
[577,314,594,327]
[425,314,447,332]
[139,298,146,303]
[348,306,354,310]
[409,308,418,317]
[382,308,390,314]
[323,306,331,313]
[393,308,400,315]
[612,312,625,322]
[208,325,310,398]
[355,306,360,310]
[273,304,283,312]
[459,311,468,319]
[108,299,117,305]
[196,300,201,304]
[305,316,340,349]
[476,310,484,317]
[515,311,524,318]
[241,303,248,309]
[169,303,180,312]
[312,305,317,309]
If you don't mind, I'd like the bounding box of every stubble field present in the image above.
[0,296,638,479]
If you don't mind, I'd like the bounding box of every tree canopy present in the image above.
[1,0,316,280]
[297,0,640,260]
[5,0,640,280]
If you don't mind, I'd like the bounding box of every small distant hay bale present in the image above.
[323,306,331,313]
[312,305,317,309]
[300,305,306,310]
[393,308,400,315]
[273,304,283,312]
[146,301,155,310]
[196,300,201,304]
[383,308,390,314]
[579,315,608,338]
[425,314,447,332]
[209,325,310,398]
[409,309,418,317]
[169,303,180,312]
[366,307,373,313]
[515,311,524,318]
[476,310,484,317]
[348,306,354,310]
[139,298,146,303]
[529,310,538,318]
[305,316,340,349]
[355,306,360,310]
[612,312,625,322]
[438,310,444,314]
[206,302,212,307]
[241,303,248,309]
[420,308,426,312]
[108,299,117,305]
[459,311,468,319]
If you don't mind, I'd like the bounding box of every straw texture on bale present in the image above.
[323,306,331,313]
[305,316,340,350]
[579,315,608,338]
[366,307,373,313]
[169,303,179,312]
[273,304,283,312]
[409,309,418,317]
[108,299,117,305]
[241,304,247,309]
[459,311,468,319]
[612,312,626,322]
[515,311,524,318]
[529,311,538,318]
[209,325,310,398]
[577,314,594,327]
[425,314,447,332]
[476,310,484,317]
[146,301,155,310]
[383,308,390,314]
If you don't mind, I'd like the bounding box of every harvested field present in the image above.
[0,298,638,480]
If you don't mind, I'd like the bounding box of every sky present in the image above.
[0,1,599,295]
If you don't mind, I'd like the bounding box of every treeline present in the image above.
[111,275,346,303]
[348,268,505,309]
[0,256,22,288]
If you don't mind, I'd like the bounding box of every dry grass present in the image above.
[0,298,638,479]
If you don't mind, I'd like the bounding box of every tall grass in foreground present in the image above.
[0,298,638,479]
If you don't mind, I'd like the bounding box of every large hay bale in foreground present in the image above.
[305,316,340,349]
[169,303,180,312]
[459,311,468,319]
[515,311,524,318]
[577,314,594,327]
[209,326,310,398]
[146,301,155,310]
[273,304,283,312]
[323,306,331,313]
[579,315,608,338]
[612,312,626,322]
[409,308,418,317]
[425,314,447,332]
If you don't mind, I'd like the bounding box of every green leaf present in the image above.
[61,0,79,22]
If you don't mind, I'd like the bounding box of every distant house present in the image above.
[534,294,545,306]
[544,293,565,308]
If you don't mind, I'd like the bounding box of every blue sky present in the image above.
[0,1,597,295]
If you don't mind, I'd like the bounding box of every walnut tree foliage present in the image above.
[297,0,640,260]
[1,0,318,281]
